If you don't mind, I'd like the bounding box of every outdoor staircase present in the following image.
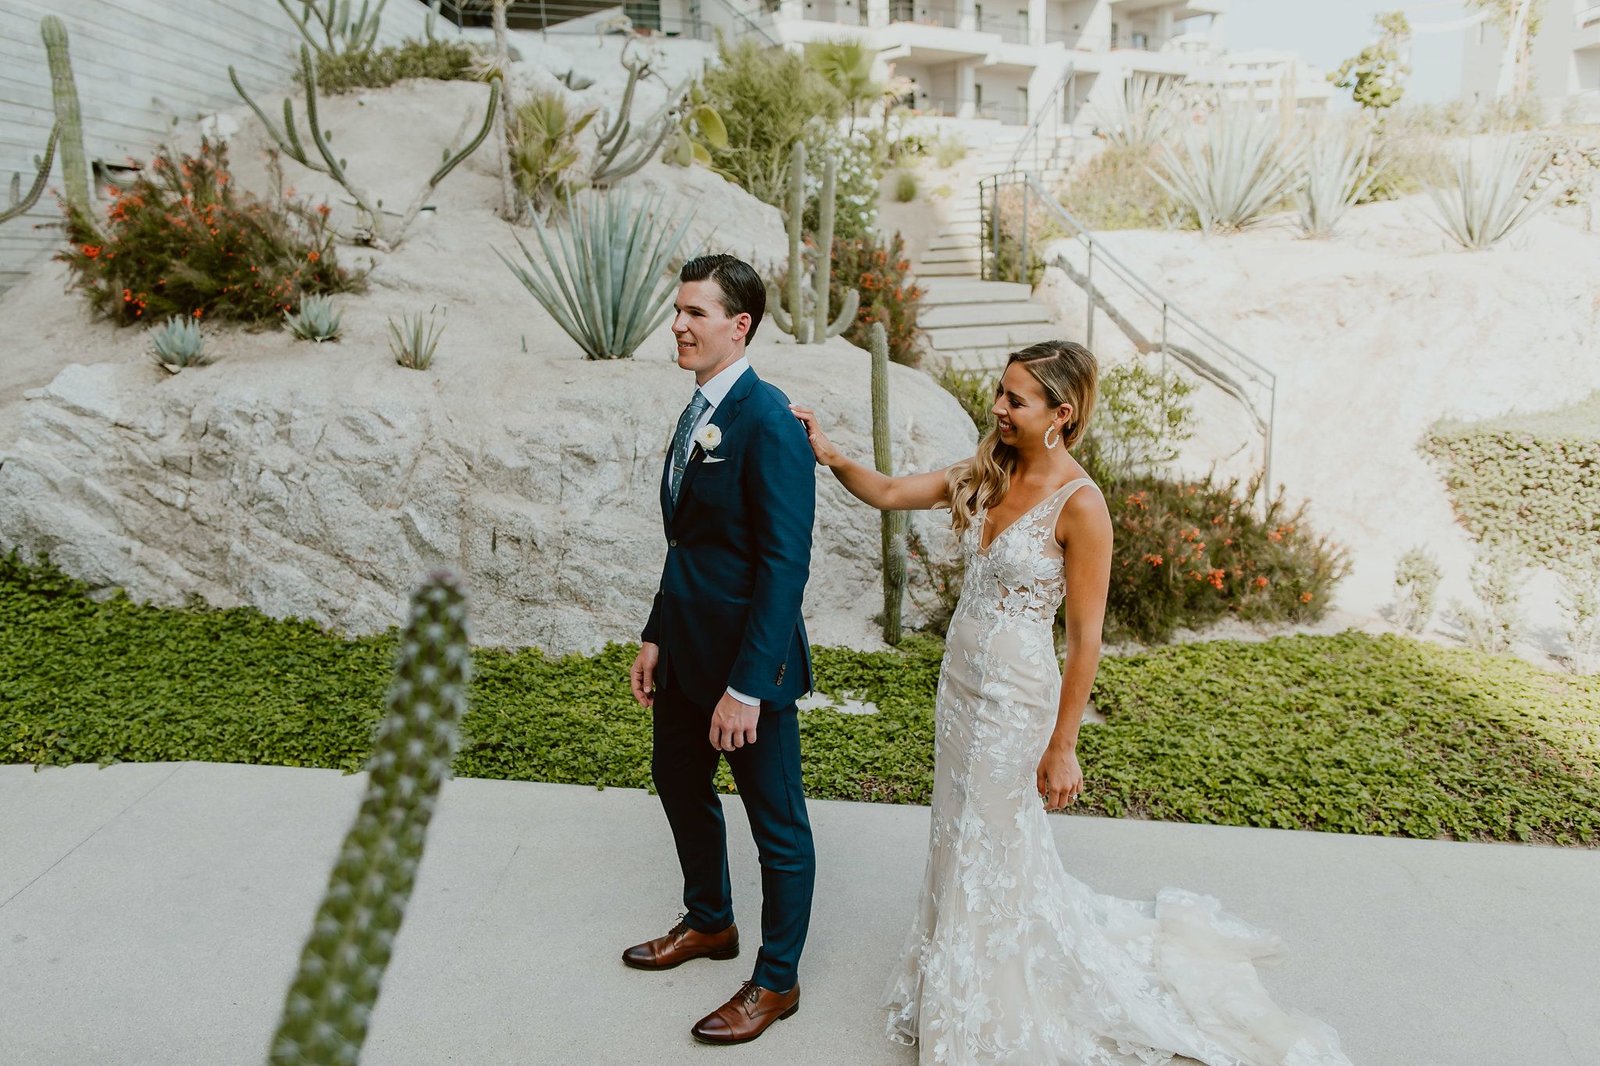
[916,131,1076,372]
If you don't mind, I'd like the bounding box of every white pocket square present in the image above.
[702,455,727,464]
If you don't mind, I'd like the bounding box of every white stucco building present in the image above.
[1460,0,1600,114]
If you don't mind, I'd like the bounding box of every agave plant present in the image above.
[148,315,212,371]
[1152,108,1305,233]
[388,308,444,369]
[1299,130,1380,238]
[1426,137,1552,251]
[498,189,695,360]
[285,293,344,342]
[510,89,594,215]
[1094,74,1182,152]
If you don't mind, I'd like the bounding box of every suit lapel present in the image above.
[671,366,756,530]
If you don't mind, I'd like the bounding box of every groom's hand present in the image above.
[630,642,660,708]
[709,692,760,751]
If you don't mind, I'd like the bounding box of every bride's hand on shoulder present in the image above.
[1036,745,1083,812]
[788,403,843,467]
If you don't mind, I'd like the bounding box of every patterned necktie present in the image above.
[669,390,710,506]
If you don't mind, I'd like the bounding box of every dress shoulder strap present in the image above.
[1043,478,1098,542]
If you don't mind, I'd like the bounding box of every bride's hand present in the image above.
[788,403,843,467]
[1036,745,1083,811]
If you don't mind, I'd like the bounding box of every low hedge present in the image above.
[1422,394,1600,572]
[3,553,1596,845]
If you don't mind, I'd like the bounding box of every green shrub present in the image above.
[58,138,362,326]
[893,169,917,202]
[1453,548,1527,654]
[804,127,879,243]
[1078,360,1195,479]
[1422,396,1600,572]
[1392,546,1442,634]
[510,89,594,214]
[1101,476,1349,643]
[698,37,843,206]
[308,38,481,94]
[1059,144,1185,230]
[938,365,996,434]
[3,552,1595,843]
[932,134,967,168]
[830,230,925,368]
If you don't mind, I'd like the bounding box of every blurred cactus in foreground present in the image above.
[268,570,471,1066]
[870,322,907,645]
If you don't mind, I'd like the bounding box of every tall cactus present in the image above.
[870,322,907,645]
[2,125,59,226]
[40,17,92,225]
[590,40,688,188]
[268,570,471,1066]
[766,141,859,344]
[230,44,498,250]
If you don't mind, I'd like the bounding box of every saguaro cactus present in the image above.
[766,141,859,344]
[40,17,91,224]
[870,321,907,645]
[268,570,471,1066]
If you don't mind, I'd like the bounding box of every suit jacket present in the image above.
[641,365,815,709]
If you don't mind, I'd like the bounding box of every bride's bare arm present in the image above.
[789,403,953,511]
[1038,486,1112,810]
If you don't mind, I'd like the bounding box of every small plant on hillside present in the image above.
[1078,360,1195,480]
[285,293,344,342]
[1300,130,1380,237]
[933,134,967,169]
[830,231,924,367]
[1427,136,1552,250]
[893,170,917,202]
[1453,548,1527,653]
[1152,109,1305,233]
[699,37,843,206]
[388,307,444,369]
[58,138,360,327]
[1093,74,1182,152]
[1391,546,1442,633]
[1061,144,1184,231]
[938,366,996,435]
[1329,11,1411,112]
[308,36,480,93]
[499,189,694,360]
[509,89,594,215]
[148,315,212,371]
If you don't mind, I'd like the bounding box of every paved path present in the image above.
[2,762,1596,1065]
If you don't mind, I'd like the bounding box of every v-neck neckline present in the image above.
[976,480,1078,556]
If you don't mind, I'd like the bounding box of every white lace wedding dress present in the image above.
[882,479,1353,1066]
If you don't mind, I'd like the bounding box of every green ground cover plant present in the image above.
[4,553,1595,844]
[307,38,481,94]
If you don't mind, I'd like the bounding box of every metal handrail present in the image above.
[433,0,778,45]
[1005,60,1077,175]
[977,170,1277,503]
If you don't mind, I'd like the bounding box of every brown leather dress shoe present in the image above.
[690,981,800,1045]
[621,918,739,970]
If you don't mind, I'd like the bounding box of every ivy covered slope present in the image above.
[3,554,1596,845]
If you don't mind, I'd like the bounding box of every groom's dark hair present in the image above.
[680,254,766,345]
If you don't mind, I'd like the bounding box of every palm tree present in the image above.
[805,38,881,135]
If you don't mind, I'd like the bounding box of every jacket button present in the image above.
[669,539,678,547]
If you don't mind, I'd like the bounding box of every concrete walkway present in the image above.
[1,762,1595,1066]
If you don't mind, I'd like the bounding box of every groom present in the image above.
[626,254,817,1045]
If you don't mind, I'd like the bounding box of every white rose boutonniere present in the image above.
[693,425,722,453]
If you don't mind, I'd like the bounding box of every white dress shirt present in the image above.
[682,356,760,708]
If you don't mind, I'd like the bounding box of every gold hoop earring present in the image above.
[1044,426,1060,450]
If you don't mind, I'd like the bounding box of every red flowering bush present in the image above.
[829,231,925,367]
[59,138,362,327]
[1104,474,1349,643]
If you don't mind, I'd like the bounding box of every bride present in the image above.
[789,341,1352,1066]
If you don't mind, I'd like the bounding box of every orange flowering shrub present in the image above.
[828,231,925,367]
[1105,473,1349,642]
[59,138,361,327]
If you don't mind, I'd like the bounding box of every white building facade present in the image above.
[1460,1,1600,113]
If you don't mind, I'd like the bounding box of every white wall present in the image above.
[0,0,437,293]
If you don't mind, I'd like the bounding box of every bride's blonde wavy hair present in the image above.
[945,340,1098,538]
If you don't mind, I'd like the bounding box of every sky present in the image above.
[1217,1,1478,105]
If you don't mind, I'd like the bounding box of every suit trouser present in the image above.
[651,674,816,992]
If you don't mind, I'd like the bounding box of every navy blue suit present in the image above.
[641,364,817,992]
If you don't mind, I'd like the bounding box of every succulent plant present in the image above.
[285,293,344,342]
[148,316,211,371]
[1300,128,1380,238]
[1426,136,1552,250]
[1151,109,1305,233]
[2,125,58,226]
[765,141,859,344]
[268,569,471,1066]
[590,40,690,188]
[498,188,695,361]
[275,0,389,58]
[39,16,92,230]
[388,308,444,369]
[870,321,907,645]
